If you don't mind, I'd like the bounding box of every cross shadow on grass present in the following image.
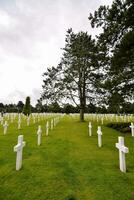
[65,195,76,200]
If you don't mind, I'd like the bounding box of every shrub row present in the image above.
[106,122,131,133]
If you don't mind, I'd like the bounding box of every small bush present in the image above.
[106,122,131,133]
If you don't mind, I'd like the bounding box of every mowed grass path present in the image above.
[0,115,134,200]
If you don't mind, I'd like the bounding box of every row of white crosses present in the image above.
[1,113,62,135]
[14,116,61,171]
[88,122,103,147]
[45,117,60,136]
[37,118,58,146]
[85,113,133,124]
[88,120,134,138]
[0,113,62,135]
[88,121,130,173]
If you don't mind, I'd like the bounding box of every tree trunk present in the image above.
[80,107,84,122]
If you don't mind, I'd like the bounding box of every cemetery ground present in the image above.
[0,115,134,200]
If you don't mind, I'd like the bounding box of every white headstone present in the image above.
[116,137,129,172]
[37,125,42,146]
[46,121,49,136]
[3,121,8,135]
[88,122,92,136]
[130,122,134,137]
[33,117,36,123]
[27,116,30,126]
[54,118,56,126]
[51,119,53,130]
[11,115,14,123]
[1,117,3,125]
[101,118,104,125]
[97,126,102,147]
[18,118,21,130]
[14,135,26,171]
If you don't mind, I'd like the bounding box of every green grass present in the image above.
[0,115,134,200]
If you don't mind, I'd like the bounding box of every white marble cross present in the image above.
[54,118,56,126]
[51,119,53,130]
[18,114,21,120]
[130,122,134,137]
[46,121,49,136]
[88,122,92,136]
[33,117,36,124]
[37,125,42,146]
[116,115,118,122]
[101,118,104,125]
[14,135,26,171]
[97,126,102,147]
[11,115,14,123]
[18,118,21,130]
[116,137,129,172]
[27,116,30,126]
[3,121,8,135]
[1,117,3,125]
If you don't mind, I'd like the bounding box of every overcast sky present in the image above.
[0,0,112,105]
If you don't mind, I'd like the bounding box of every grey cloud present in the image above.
[0,0,112,105]
[0,0,104,57]
[1,90,26,104]
[1,89,41,105]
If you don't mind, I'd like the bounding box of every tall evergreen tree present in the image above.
[23,96,31,116]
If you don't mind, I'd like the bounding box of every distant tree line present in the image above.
[35,101,134,114]
[0,100,133,114]
[0,101,35,114]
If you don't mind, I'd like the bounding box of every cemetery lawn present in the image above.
[0,116,134,200]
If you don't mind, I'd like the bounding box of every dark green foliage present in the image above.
[122,102,134,113]
[106,122,131,133]
[0,103,5,112]
[48,102,62,113]
[17,101,24,112]
[89,0,134,106]
[63,104,78,114]
[4,104,18,113]
[107,92,124,114]
[35,100,48,112]
[41,29,100,121]
[85,103,96,113]
[23,96,31,116]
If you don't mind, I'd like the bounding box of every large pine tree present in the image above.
[41,29,101,121]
